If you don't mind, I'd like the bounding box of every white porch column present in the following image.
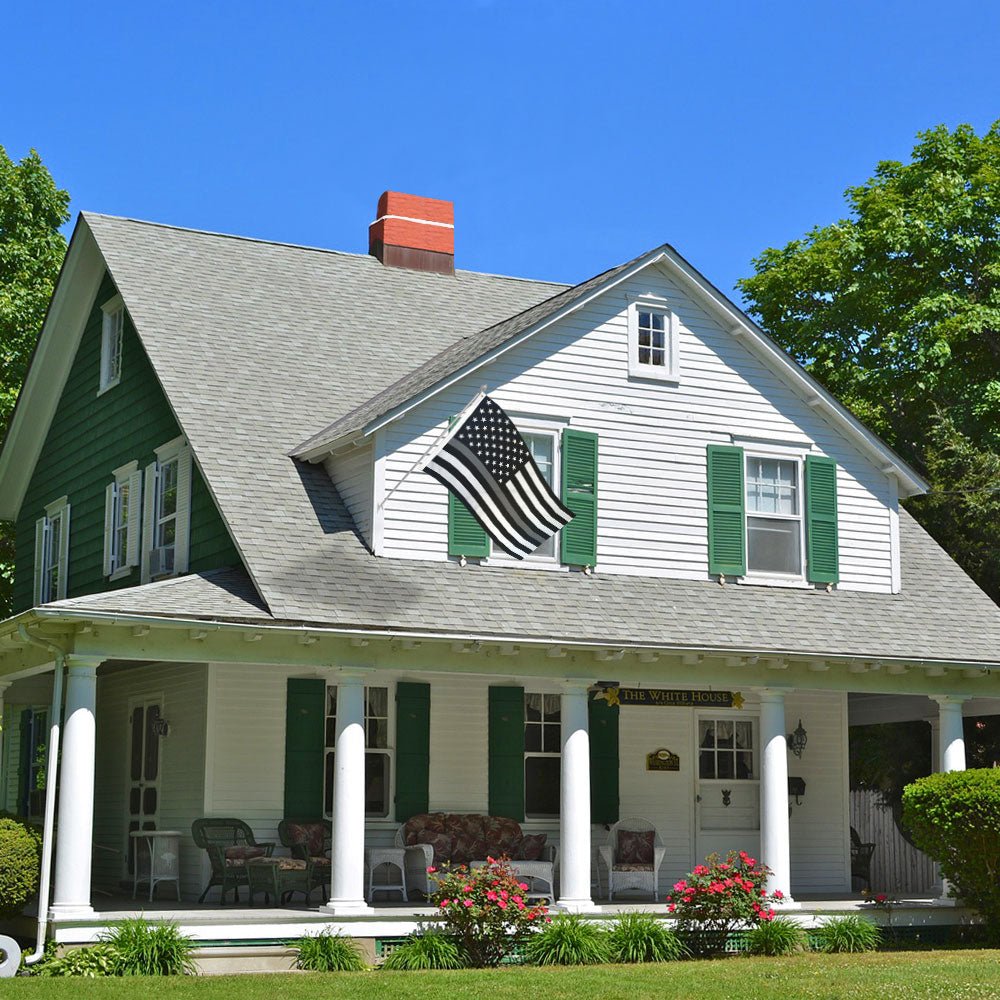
[557,681,596,912]
[323,668,373,915]
[757,689,794,904]
[51,656,102,919]
[932,696,968,905]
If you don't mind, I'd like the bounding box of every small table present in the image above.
[365,847,408,902]
[130,830,183,902]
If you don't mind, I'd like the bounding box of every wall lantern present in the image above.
[787,719,807,758]
[151,718,171,738]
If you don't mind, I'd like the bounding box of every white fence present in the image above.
[849,789,937,895]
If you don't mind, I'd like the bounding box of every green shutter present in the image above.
[707,444,746,577]
[805,455,839,585]
[447,414,490,558]
[395,682,430,822]
[589,695,619,825]
[488,686,525,821]
[284,678,326,818]
[560,429,598,566]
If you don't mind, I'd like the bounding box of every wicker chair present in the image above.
[278,818,331,900]
[191,818,275,904]
[850,826,875,890]
[599,817,666,900]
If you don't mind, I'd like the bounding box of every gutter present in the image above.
[15,625,68,968]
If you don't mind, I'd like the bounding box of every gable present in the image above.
[375,265,901,593]
[13,272,242,612]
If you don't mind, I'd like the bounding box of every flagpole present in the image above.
[377,386,488,510]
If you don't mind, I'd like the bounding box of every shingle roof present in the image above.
[77,213,1000,666]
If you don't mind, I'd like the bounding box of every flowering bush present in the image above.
[665,850,784,955]
[428,856,549,966]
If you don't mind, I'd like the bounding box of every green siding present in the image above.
[284,678,326,817]
[394,682,431,822]
[14,273,241,611]
[588,694,619,825]
[488,685,525,821]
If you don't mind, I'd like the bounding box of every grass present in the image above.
[6,951,1000,999]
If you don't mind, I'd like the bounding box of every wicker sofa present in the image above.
[395,813,556,898]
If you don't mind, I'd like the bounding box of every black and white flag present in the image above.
[422,395,574,559]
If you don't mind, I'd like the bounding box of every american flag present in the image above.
[423,395,574,559]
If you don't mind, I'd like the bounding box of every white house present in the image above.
[1,192,999,950]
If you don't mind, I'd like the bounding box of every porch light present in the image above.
[788,720,807,758]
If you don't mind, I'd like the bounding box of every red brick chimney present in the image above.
[368,191,455,274]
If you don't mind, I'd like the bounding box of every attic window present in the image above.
[100,295,125,394]
[627,297,678,382]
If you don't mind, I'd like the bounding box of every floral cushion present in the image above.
[515,833,547,861]
[246,856,307,870]
[451,835,489,865]
[483,816,523,857]
[285,821,326,857]
[224,846,266,867]
[617,830,654,866]
[310,856,332,868]
[416,830,453,864]
[402,813,529,865]
[615,862,654,872]
[403,814,448,845]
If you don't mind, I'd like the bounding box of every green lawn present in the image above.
[6,952,1000,1000]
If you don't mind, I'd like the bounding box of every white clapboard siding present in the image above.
[94,663,208,900]
[849,789,937,895]
[325,441,374,550]
[377,269,896,592]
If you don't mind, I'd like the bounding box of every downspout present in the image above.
[16,625,68,967]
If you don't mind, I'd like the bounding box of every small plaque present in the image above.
[646,748,680,772]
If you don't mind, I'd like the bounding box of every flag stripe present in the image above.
[507,471,566,535]
[426,462,534,558]
[520,461,575,527]
[444,441,553,546]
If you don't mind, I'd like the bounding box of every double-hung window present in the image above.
[100,295,125,393]
[627,297,679,381]
[524,692,561,817]
[324,685,392,818]
[104,462,142,579]
[141,437,192,582]
[745,455,802,577]
[34,497,71,604]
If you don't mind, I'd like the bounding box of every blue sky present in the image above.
[6,1,999,299]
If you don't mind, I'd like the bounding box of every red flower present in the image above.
[773,890,784,900]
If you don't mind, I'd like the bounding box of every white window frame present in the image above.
[323,683,394,821]
[483,413,566,568]
[141,437,192,583]
[34,496,71,604]
[524,690,561,820]
[627,294,679,382]
[741,448,807,587]
[104,461,142,580]
[696,713,760,783]
[99,294,125,394]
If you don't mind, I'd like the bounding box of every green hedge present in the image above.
[902,768,1000,937]
[0,814,42,919]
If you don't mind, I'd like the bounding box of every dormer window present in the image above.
[627,297,678,381]
[100,295,125,393]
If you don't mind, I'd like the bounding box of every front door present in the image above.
[126,700,163,875]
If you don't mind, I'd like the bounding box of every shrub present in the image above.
[902,769,1000,937]
[607,912,687,963]
[381,930,465,970]
[813,915,881,953]
[428,857,548,967]
[101,918,196,975]
[666,850,784,956]
[295,931,367,972]
[523,914,611,966]
[34,945,118,978]
[744,916,807,956]
[0,816,42,919]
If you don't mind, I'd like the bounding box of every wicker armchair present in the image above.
[850,826,875,890]
[191,818,275,904]
[598,817,666,900]
[278,818,331,899]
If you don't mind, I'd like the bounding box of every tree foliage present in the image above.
[738,121,1000,600]
[0,147,69,614]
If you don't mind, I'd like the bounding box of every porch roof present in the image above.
[46,501,1000,667]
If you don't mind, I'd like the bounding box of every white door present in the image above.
[695,714,761,864]
[126,700,163,876]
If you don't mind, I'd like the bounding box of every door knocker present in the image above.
[721,788,732,807]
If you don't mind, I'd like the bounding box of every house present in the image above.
[1,192,1000,948]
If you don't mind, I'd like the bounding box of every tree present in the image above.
[738,121,1000,601]
[0,148,70,614]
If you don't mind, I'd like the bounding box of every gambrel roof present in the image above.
[5,213,1000,666]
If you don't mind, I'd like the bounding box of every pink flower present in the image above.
[463,899,474,907]
[693,865,709,876]
[673,881,687,891]
[426,866,436,873]
[500,890,509,900]
[497,900,507,910]
[875,893,888,904]
[519,883,529,891]
[667,903,676,913]
[773,890,784,900]
[513,895,522,904]
[486,890,498,901]
[464,884,473,892]
[440,899,450,908]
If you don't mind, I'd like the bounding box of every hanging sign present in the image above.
[595,688,744,710]
[646,748,681,772]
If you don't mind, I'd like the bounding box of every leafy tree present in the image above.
[738,121,1000,600]
[0,148,70,615]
